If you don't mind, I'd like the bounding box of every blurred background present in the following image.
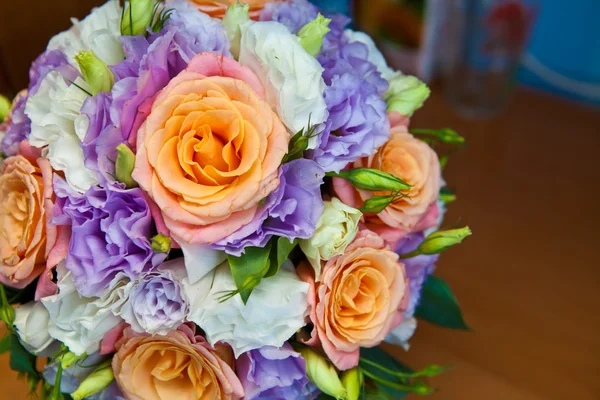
[0,0,599,399]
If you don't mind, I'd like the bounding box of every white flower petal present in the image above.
[384,317,417,351]
[189,262,309,357]
[239,21,327,146]
[41,263,123,356]
[14,302,59,357]
[177,239,227,284]
[48,0,124,66]
[25,72,98,193]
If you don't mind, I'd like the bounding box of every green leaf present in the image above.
[360,347,411,399]
[0,333,11,354]
[10,334,37,375]
[415,275,471,330]
[266,237,298,278]
[227,242,272,304]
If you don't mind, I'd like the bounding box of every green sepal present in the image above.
[226,242,272,304]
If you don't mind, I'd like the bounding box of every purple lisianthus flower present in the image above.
[237,344,320,400]
[211,159,325,256]
[80,93,123,186]
[310,16,390,172]
[52,176,166,297]
[43,353,126,400]
[122,260,188,335]
[1,49,78,155]
[260,0,318,34]
[396,232,438,317]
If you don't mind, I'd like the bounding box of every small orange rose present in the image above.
[299,230,409,370]
[0,141,66,288]
[113,324,244,400]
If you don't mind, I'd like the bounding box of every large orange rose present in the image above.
[132,53,288,246]
[299,230,409,370]
[333,116,441,246]
[113,324,244,400]
[0,141,67,288]
[168,0,280,19]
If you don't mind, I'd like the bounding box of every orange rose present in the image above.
[333,118,441,246]
[168,0,280,19]
[133,53,288,246]
[299,230,409,370]
[113,324,244,400]
[0,141,67,288]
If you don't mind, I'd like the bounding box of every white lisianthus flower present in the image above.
[14,302,60,357]
[239,21,327,147]
[25,71,98,193]
[188,261,309,357]
[97,272,134,317]
[344,29,430,116]
[300,197,362,281]
[384,317,417,351]
[48,0,124,66]
[41,263,123,356]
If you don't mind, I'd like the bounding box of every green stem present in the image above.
[361,368,416,392]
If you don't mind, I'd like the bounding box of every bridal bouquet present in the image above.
[0,0,471,399]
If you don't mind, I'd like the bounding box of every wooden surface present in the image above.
[1,88,598,399]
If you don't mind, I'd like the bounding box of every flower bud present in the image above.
[0,95,10,122]
[333,168,411,192]
[115,143,138,188]
[151,233,171,253]
[223,2,250,59]
[74,51,115,95]
[418,227,472,255]
[298,13,331,56]
[121,0,155,36]
[384,73,430,116]
[341,367,363,400]
[300,348,346,399]
[360,194,396,214]
[71,361,114,400]
[60,351,87,369]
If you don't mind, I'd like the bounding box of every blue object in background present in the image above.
[518,0,600,105]
[310,0,352,16]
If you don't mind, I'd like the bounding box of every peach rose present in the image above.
[299,230,409,370]
[113,323,244,400]
[0,141,68,289]
[168,0,280,19]
[333,116,441,247]
[133,53,288,246]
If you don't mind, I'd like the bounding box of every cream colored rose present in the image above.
[300,197,361,280]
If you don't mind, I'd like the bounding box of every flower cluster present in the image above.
[0,1,468,399]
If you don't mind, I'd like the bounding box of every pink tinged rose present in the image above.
[0,141,67,289]
[299,230,409,370]
[333,115,442,246]
[132,53,288,281]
